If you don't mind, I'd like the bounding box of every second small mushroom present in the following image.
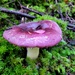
[3,20,62,59]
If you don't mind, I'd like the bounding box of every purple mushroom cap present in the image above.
[3,20,62,48]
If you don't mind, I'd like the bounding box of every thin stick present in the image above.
[0,7,36,19]
[55,0,64,20]
[1,0,15,7]
[21,5,44,16]
[18,1,44,16]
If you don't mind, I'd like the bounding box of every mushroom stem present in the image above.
[27,47,39,59]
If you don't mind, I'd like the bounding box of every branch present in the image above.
[21,5,44,16]
[0,7,36,19]
[18,2,44,16]
[1,0,15,7]
[55,0,64,20]
[57,6,64,20]
[67,23,75,31]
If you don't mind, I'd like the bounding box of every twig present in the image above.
[0,16,16,25]
[18,1,44,16]
[68,23,75,28]
[21,6,44,16]
[5,18,16,25]
[54,0,64,20]
[55,0,58,4]
[65,11,75,23]
[1,0,16,7]
[67,23,75,31]
[57,7,64,20]
[0,7,36,19]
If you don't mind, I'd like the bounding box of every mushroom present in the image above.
[3,20,62,59]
